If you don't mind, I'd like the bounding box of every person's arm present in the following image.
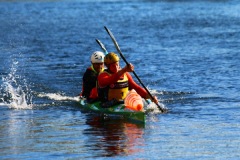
[127,72,159,103]
[98,64,134,87]
[98,72,117,88]
[127,73,147,98]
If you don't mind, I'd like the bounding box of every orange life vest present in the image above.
[98,71,129,102]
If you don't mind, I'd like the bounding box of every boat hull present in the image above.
[78,99,146,124]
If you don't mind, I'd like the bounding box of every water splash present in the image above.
[144,88,168,113]
[38,92,79,102]
[146,102,166,114]
[1,60,33,109]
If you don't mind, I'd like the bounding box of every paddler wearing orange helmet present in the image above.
[81,51,105,102]
[97,52,158,105]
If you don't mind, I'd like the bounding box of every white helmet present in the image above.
[91,51,105,63]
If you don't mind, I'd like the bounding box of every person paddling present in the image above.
[97,52,158,106]
[81,51,105,102]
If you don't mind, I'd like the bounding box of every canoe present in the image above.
[78,98,149,124]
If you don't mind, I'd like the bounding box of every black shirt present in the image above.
[82,67,98,100]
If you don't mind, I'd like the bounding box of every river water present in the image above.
[1,0,240,159]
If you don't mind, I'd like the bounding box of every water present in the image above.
[1,0,240,159]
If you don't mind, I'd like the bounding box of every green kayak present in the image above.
[78,98,148,124]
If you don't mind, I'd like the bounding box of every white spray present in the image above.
[1,60,33,109]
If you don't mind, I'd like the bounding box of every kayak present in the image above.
[78,98,149,124]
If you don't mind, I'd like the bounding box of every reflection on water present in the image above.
[1,0,240,159]
[83,115,145,157]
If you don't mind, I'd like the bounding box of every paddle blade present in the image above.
[96,39,108,55]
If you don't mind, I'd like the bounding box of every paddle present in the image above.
[104,26,165,112]
[96,39,108,55]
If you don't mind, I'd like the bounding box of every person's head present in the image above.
[104,52,120,73]
[91,51,105,73]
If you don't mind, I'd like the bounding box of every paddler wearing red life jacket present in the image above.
[97,52,158,104]
[81,51,105,102]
